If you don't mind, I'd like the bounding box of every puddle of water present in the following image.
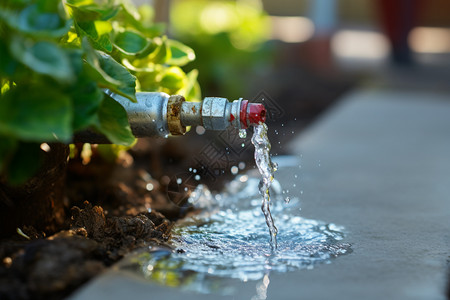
[119,171,351,295]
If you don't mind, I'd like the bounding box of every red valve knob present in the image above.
[239,100,267,128]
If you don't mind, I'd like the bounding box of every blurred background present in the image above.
[131,0,450,188]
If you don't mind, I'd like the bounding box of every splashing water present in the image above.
[115,125,351,295]
[251,123,279,249]
[120,177,351,294]
[239,128,247,139]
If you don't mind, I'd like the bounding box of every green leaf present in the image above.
[18,5,67,33]
[67,2,119,22]
[97,53,137,102]
[121,0,141,21]
[166,39,196,66]
[83,39,122,84]
[74,20,113,52]
[82,39,136,102]
[0,4,71,38]
[147,36,171,64]
[66,47,84,76]
[68,4,116,53]
[37,0,62,13]
[66,49,104,131]
[10,38,75,83]
[185,69,201,101]
[71,76,104,131]
[0,86,72,142]
[121,58,156,73]
[160,66,185,92]
[133,63,162,91]
[94,94,135,145]
[114,30,151,56]
[115,3,164,38]
[6,143,43,186]
[0,41,19,77]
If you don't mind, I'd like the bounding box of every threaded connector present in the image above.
[180,97,266,130]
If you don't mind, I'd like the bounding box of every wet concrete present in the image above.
[72,88,450,300]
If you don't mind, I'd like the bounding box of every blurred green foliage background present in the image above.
[170,0,274,97]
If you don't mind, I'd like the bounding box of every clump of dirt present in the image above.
[71,202,172,262]
[0,202,172,300]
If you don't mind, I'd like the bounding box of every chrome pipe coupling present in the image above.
[201,97,243,130]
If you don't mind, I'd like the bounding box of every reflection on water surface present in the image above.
[120,173,351,295]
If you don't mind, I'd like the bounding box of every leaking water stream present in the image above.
[119,126,351,296]
[251,123,279,249]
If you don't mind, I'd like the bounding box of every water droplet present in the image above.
[239,129,247,139]
[231,166,239,175]
[193,169,197,173]
[294,174,298,178]
[176,178,182,184]
[281,124,284,127]
[196,126,206,135]
[291,131,294,134]
[40,143,50,152]
[146,183,154,191]
[239,175,248,182]
[184,187,188,191]
[238,162,246,169]
[251,199,260,206]
[189,168,192,172]
[241,143,245,147]
[194,175,201,181]
[300,190,304,194]
[272,162,278,172]
[284,196,290,203]
[293,183,296,187]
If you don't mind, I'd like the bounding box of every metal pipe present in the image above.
[74,91,266,143]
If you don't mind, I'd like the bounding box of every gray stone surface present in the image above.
[72,88,450,300]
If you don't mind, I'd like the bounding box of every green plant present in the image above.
[170,0,272,96]
[0,0,200,184]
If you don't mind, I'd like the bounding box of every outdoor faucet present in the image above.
[75,91,266,143]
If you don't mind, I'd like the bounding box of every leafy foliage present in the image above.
[0,0,200,183]
[171,0,271,97]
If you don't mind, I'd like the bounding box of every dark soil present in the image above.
[0,199,172,300]
[0,149,182,300]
